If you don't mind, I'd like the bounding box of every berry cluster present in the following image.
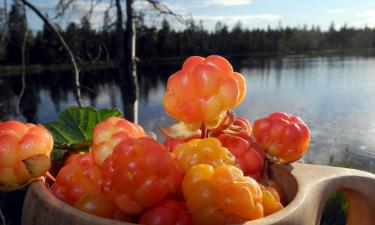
[0,55,310,225]
[51,117,184,222]
[0,121,53,190]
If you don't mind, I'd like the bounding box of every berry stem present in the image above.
[261,159,270,181]
[266,153,302,164]
[45,171,56,188]
[200,123,208,139]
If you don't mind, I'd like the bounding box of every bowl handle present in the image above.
[249,163,375,225]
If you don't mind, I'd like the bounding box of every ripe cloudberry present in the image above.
[0,121,53,190]
[173,137,236,172]
[51,152,103,205]
[183,164,263,225]
[102,137,183,215]
[261,186,283,216]
[253,112,310,162]
[92,116,145,166]
[139,199,192,225]
[217,132,265,179]
[163,55,246,125]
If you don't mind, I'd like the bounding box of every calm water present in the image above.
[1,55,375,172]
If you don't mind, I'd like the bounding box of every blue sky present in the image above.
[20,0,375,30]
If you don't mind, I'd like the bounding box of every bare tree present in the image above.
[20,0,83,107]
[120,0,190,122]
[15,1,28,116]
[53,0,189,122]
[122,0,138,122]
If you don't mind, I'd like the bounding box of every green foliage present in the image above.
[44,106,122,145]
[313,149,357,225]
[321,191,349,225]
[45,106,122,162]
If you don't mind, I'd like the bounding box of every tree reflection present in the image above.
[19,74,40,122]
[119,66,138,123]
[0,78,17,121]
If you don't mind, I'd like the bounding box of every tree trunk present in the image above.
[16,2,27,117]
[120,0,138,123]
[115,0,124,62]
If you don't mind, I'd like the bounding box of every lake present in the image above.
[1,55,375,172]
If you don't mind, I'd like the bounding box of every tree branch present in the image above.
[92,44,102,62]
[144,0,191,26]
[20,0,83,107]
[101,42,110,61]
[103,21,117,31]
[85,0,104,21]
[102,0,115,31]
[56,0,105,25]
[54,0,76,19]
[16,2,28,116]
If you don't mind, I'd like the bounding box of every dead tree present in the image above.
[121,0,189,122]
[15,1,28,117]
[54,0,189,122]
[121,0,138,122]
[20,0,83,107]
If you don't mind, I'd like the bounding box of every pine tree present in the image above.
[6,0,26,64]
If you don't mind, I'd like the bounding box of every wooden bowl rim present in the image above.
[23,163,375,225]
[23,163,303,225]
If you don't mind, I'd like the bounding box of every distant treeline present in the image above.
[1,2,375,65]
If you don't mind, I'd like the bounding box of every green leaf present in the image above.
[45,106,123,146]
[97,108,123,121]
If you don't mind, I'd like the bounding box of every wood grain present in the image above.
[22,163,375,225]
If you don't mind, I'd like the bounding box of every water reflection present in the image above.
[0,55,375,172]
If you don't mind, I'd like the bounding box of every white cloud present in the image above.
[71,1,110,13]
[132,1,191,29]
[198,0,254,8]
[192,14,280,30]
[326,8,347,14]
[133,1,189,15]
[162,2,190,15]
[358,9,375,18]
[60,0,114,29]
[193,14,280,22]
[354,10,375,28]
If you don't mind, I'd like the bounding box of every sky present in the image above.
[12,0,375,31]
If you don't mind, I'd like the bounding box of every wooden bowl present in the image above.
[22,163,375,225]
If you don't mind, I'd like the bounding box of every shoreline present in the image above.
[1,48,375,76]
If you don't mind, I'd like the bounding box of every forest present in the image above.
[1,1,375,66]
